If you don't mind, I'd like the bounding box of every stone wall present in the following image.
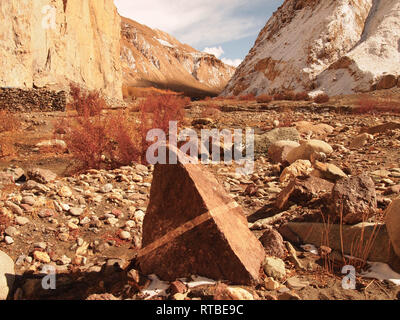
[0,88,66,112]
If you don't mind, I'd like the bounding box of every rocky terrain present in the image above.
[223,0,400,97]
[121,17,235,98]
[0,90,400,300]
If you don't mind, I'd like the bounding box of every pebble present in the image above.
[69,207,84,217]
[15,216,30,226]
[119,231,132,240]
[4,236,14,245]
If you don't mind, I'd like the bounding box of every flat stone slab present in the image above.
[279,222,400,270]
[138,146,265,285]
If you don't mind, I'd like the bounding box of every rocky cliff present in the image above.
[222,0,400,97]
[121,17,235,97]
[0,0,122,99]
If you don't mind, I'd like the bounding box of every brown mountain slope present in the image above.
[121,17,235,98]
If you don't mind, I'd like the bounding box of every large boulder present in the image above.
[286,140,333,164]
[329,174,377,224]
[138,145,265,285]
[294,121,334,138]
[385,198,400,257]
[0,251,15,300]
[276,176,334,210]
[268,140,300,163]
[258,227,287,259]
[254,127,300,157]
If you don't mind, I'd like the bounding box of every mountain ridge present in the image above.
[222,0,400,97]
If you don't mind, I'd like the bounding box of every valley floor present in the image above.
[1,90,400,300]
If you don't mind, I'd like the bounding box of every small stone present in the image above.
[5,226,18,237]
[58,186,73,198]
[5,201,23,215]
[349,133,373,149]
[263,257,286,281]
[278,291,301,300]
[80,216,91,225]
[4,236,14,245]
[15,216,30,226]
[100,183,113,193]
[125,220,136,228]
[33,251,51,264]
[38,209,54,218]
[172,293,187,300]
[265,277,280,290]
[58,233,70,242]
[119,231,132,240]
[280,160,313,183]
[67,221,79,230]
[34,242,47,250]
[69,207,84,217]
[225,287,254,300]
[169,280,188,295]
[286,277,309,290]
[58,255,72,266]
[106,217,119,226]
[21,196,36,206]
[259,227,286,259]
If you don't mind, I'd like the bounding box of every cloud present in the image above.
[221,58,243,67]
[114,0,268,47]
[203,46,224,59]
[203,46,242,67]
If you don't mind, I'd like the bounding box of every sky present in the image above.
[114,0,284,67]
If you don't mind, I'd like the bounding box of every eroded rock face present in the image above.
[138,146,265,285]
[0,0,122,99]
[222,0,400,96]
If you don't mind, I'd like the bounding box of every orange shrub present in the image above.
[0,110,19,133]
[139,94,189,133]
[65,92,190,170]
[256,94,273,103]
[238,93,256,101]
[353,97,400,114]
[295,91,310,101]
[314,93,330,103]
[105,111,141,166]
[64,116,110,169]
[273,93,285,101]
[0,110,19,158]
[353,97,376,114]
[201,103,221,118]
[69,83,106,117]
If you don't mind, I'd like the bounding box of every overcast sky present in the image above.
[114,0,284,67]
